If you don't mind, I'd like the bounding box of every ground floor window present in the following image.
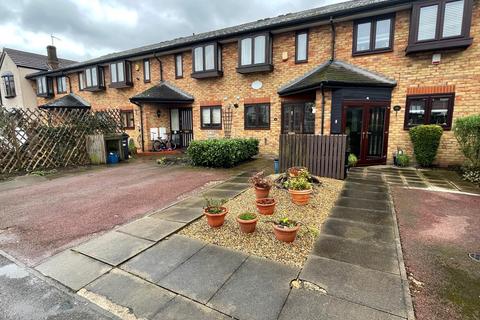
[281,102,315,134]
[201,106,222,129]
[405,94,454,130]
[121,110,134,129]
[245,103,270,129]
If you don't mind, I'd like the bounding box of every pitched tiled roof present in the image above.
[26,0,412,78]
[278,60,397,95]
[3,48,77,71]
[39,93,91,109]
[130,81,194,103]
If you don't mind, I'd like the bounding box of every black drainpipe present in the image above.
[131,101,145,152]
[320,83,325,135]
[154,52,163,81]
[330,16,336,61]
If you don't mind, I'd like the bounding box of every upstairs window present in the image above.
[121,110,135,129]
[1,73,16,98]
[56,76,67,94]
[110,61,132,87]
[237,33,273,73]
[175,54,183,78]
[36,76,54,97]
[143,59,150,83]
[245,103,270,129]
[295,31,308,63]
[84,66,105,91]
[353,15,394,55]
[78,72,85,90]
[200,106,222,129]
[407,0,473,53]
[192,43,222,78]
[405,94,454,130]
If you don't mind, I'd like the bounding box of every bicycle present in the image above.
[152,134,177,151]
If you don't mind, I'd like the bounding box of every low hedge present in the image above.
[187,138,259,167]
[454,114,480,168]
[409,125,443,167]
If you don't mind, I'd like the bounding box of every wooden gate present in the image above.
[279,134,347,180]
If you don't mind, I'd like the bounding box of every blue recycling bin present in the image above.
[274,159,279,174]
[107,152,119,164]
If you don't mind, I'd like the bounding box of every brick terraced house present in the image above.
[26,0,479,166]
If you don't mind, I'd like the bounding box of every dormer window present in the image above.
[237,33,273,74]
[36,76,54,97]
[1,72,16,98]
[56,76,67,94]
[406,0,473,53]
[110,61,132,88]
[191,43,223,79]
[84,66,105,92]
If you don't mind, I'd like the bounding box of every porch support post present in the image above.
[320,83,325,135]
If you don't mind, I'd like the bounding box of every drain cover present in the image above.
[468,253,480,262]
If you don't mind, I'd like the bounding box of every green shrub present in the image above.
[396,154,410,167]
[454,115,480,168]
[461,167,480,185]
[283,176,312,190]
[409,125,443,167]
[348,153,358,167]
[187,138,259,167]
[128,138,137,156]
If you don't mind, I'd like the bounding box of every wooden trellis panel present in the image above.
[0,108,124,174]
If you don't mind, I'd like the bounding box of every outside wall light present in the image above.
[157,110,161,118]
[393,105,401,117]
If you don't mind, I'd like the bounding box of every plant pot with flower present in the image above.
[255,198,277,215]
[271,218,300,243]
[283,169,313,205]
[236,212,258,233]
[249,171,273,199]
[203,198,228,228]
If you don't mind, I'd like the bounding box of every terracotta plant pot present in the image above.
[236,214,258,233]
[254,186,270,199]
[288,189,313,205]
[256,198,277,215]
[273,224,300,243]
[204,207,228,228]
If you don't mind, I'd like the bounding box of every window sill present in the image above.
[191,70,223,79]
[4,95,16,99]
[84,86,106,92]
[245,127,270,130]
[352,48,393,56]
[406,37,473,54]
[404,124,451,131]
[200,126,222,130]
[57,91,67,94]
[109,82,132,89]
[37,93,53,98]
[236,64,273,74]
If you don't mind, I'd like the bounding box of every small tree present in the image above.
[454,115,480,168]
[409,125,443,167]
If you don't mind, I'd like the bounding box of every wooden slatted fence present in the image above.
[279,134,347,180]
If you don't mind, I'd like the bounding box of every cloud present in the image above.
[0,0,346,62]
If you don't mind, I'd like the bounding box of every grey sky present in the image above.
[0,0,346,62]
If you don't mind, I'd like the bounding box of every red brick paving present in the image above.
[392,187,480,320]
[0,162,228,266]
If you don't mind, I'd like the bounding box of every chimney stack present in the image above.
[46,45,59,70]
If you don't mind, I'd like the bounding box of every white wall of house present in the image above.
[0,54,39,109]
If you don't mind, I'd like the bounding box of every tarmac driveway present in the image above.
[0,161,228,266]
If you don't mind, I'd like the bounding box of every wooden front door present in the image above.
[170,108,193,147]
[342,101,390,165]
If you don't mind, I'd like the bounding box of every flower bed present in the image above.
[179,175,343,267]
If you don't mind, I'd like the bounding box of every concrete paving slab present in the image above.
[226,176,250,183]
[347,178,388,186]
[212,182,249,190]
[279,289,404,320]
[174,196,206,208]
[322,218,395,244]
[201,189,243,199]
[300,256,406,317]
[208,256,298,320]
[121,235,205,283]
[74,231,154,266]
[407,182,429,188]
[36,250,112,291]
[158,244,247,303]
[344,182,388,193]
[311,235,399,274]
[150,206,204,223]
[85,269,175,319]
[341,189,388,201]
[117,217,184,241]
[337,197,390,211]
[330,206,394,226]
[152,295,229,320]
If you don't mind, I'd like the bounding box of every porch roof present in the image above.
[278,60,397,96]
[130,81,194,104]
[39,93,91,109]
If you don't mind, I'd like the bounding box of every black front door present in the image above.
[282,102,315,134]
[343,101,390,165]
[170,108,193,147]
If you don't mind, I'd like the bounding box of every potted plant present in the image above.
[255,198,277,215]
[236,212,258,233]
[203,198,228,228]
[271,218,300,243]
[283,169,313,205]
[249,171,273,199]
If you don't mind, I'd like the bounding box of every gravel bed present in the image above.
[179,176,344,268]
